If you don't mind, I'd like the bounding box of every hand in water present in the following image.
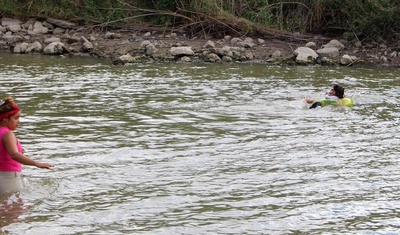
[35,162,54,169]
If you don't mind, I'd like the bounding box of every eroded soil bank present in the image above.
[1,17,400,67]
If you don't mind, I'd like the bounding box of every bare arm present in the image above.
[3,132,53,169]
[302,97,316,104]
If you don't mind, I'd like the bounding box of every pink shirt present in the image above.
[0,126,22,172]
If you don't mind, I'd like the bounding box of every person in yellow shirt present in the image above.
[304,84,354,109]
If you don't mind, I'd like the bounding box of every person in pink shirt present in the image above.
[0,97,53,195]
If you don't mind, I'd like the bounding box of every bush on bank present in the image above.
[0,0,399,42]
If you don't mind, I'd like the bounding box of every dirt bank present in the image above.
[84,28,400,67]
[1,17,400,67]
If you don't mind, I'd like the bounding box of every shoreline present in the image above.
[1,17,400,67]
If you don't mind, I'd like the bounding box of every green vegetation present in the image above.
[0,0,399,42]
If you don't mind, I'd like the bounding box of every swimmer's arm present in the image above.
[302,97,316,104]
[325,95,339,100]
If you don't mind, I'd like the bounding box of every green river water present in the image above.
[0,53,399,234]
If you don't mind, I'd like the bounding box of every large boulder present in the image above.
[13,42,29,53]
[294,47,318,64]
[7,24,22,33]
[316,47,340,58]
[26,42,43,53]
[13,42,43,53]
[30,21,49,35]
[170,47,194,56]
[43,42,68,55]
[323,39,345,50]
[1,18,22,27]
[315,39,344,59]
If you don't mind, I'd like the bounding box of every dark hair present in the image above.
[333,84,345,99]
[0,97,17,114]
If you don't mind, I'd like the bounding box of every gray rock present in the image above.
[205,53,221,63]
[320,57,336,65]
[105,32,121,39]
[170,47,194,56]
[0,40,7,49]
[43,42,68,54]
[119,53,135,62]
[43,21,54,30]
[13,42,29,53]
[26,41,43,53]
[244,37,253,43]
[271,50,281,59]
[230,37,242,47]
[179,56,192,62]
[242,41,255,48]
[7,24,22,33]
[12,41,42,53]
[1,34,24,44]
[114,53,143,64]
[317,47,340,58]
[294,47,318,64]
[81,36,93,52]
[165,33,177,39]
[139,40,152,49]
[217,46,232,57]
[223,35,232,42]
[340,54,355,65]
[222,56,233,62]
[323,39,344,50]
[31,21,49,35]
[242,37,255,48]
[46,18,76,29]
[53,27,66,34]
[244,51,254,60]
[203,40,215,49]
[145,44,157,55]
[305,42,317,49]
[21,19,36,30]
[65,35,80,44]
[44,37,61,44]
[1,18,22,27]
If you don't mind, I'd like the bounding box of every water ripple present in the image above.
[1,54,399,234]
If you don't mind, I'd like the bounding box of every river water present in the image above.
[0,53,399,234]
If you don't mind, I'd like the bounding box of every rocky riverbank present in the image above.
[1,17,400,67]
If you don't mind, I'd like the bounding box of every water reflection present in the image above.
[0,193,30,229]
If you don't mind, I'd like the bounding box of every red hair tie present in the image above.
[0,104,20,120]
